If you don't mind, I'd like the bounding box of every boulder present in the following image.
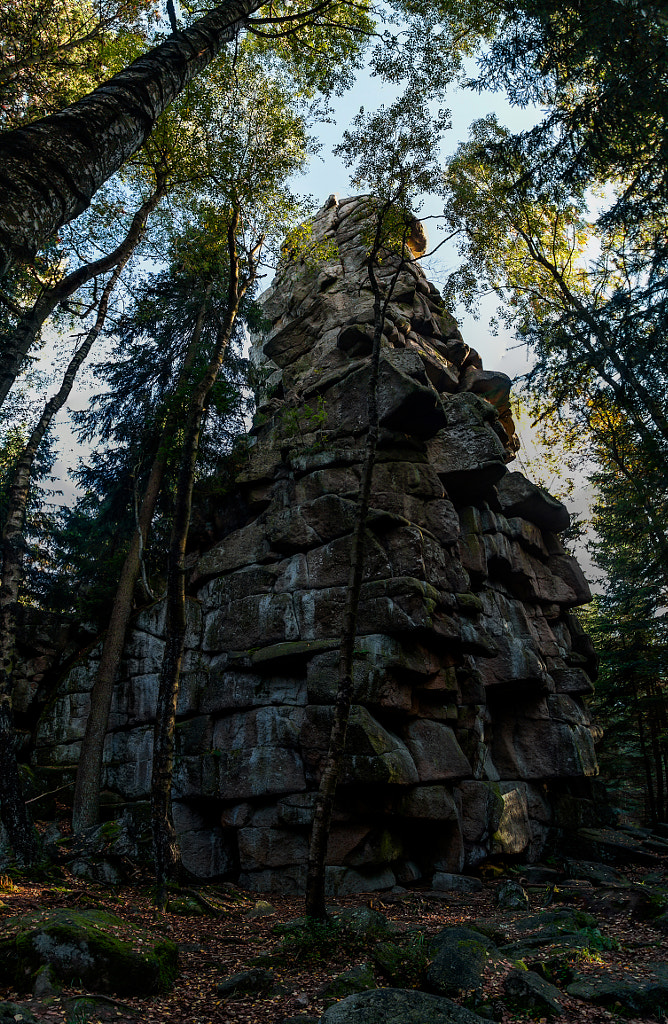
[372,935,429,987]
[503,968,563,1016]
[319,988,490,1023]
[567,962,668,1015]
[216,968,274,996]
[495,880,529,909]
[318,964,376,1005]
[0,909,178,995]
[426,927,498,1000]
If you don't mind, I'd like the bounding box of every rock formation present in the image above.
[33,195,599,893]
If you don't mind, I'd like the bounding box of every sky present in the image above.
[289,56,541,374]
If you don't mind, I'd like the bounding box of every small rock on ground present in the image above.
[246,900,276,918]
[217,968,274,996]
[432,873,483,894]
[503,968,563,1016]
[495,880,529,909]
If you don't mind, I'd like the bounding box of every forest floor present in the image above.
[0,860,666,1024]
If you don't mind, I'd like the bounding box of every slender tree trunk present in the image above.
[652,681,668,821]
[305,203,406,919]
[72,285,212,833]
[151,405,205,904]
[0,0,263,273]
[652,723,664,824]
[0,262,123,863]
[648,681,667,822]
[0,182,166,411]
[151,213,252,905]
[631,676,657,823]
[0,694,38,865]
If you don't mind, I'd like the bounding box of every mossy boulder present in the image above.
[0,1003,38,1023]
[373,933,430,987]
[426,927,498,1001]
[318,963,376,1005]
[332,907,396,938]
[167,895,207,916]
[0,909,178,995]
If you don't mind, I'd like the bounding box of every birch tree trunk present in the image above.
[0,261,123,863]
[0,0,263,273]
[0,181,166,411]
[72,284,213,833]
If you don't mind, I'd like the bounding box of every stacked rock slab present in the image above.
[34,195,598,893]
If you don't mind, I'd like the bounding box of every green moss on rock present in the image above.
[0,909,178,995]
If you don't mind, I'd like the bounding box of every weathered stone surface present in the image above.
[426,927,498,999]
[376,355,448,438]
[34,195,598,892]
[209,708,306,800]
[493,785,531,855]
[427,399,507,497]
[203,592,300,652]
[403,722,472,781]
[492,712,598,780]
[302,705,419,786]
[495,880,529,910]
[171,803,236,878]
[397,786,459,820]
[319,988,489,1024]
[497,473,570,533]
[567,963,668,1015]
[503,969,563,1016]
[461,368,512,412]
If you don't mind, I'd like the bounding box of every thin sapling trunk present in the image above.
[305,203,408,919]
